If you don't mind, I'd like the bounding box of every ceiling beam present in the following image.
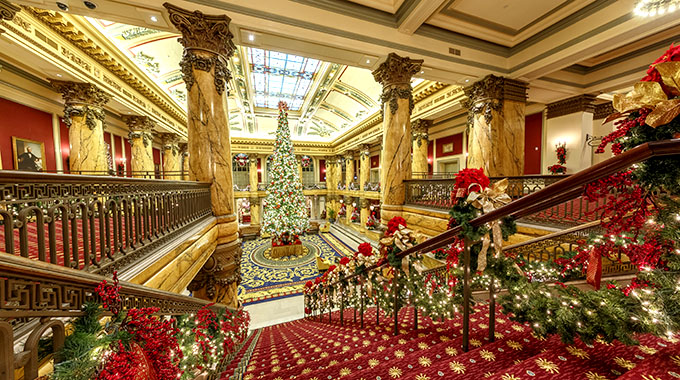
[397,0,447,35]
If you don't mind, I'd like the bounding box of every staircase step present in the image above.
[328,224,378,251]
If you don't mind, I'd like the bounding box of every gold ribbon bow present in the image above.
[610,62,680,127]
[466,178,512,272]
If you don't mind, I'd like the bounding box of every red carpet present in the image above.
[220,306,679,380]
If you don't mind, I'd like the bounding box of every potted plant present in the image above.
[328,208,336,223]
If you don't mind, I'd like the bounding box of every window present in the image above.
[301,156,314,184]
[247,48,320,111]
[232,154,249,189]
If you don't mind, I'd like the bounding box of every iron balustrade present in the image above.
[405,174,605,227]
[307,139,680,352]
[0,253,231,380]
[303,182,327,190]
[411,172,456,180]
[0,171,212,276]
[364,182,380,192]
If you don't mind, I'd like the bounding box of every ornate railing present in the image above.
[0,171,212,276]
[337,183,346,190]
[233,184,251,191]
[308,140,680,352]
[405,174,602,227]
[303,182,327,190]
[364,182,380,192]
[411,172,456,179]
[348,182,360,191]
[0,253,230,380]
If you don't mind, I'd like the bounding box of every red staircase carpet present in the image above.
[221,306,679,380]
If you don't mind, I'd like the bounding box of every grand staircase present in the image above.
[220,306,679,380]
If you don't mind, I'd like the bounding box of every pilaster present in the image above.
[411,119,431,175]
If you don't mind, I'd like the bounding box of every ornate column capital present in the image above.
[372,53,423,116]
[164,3,235,96]
[412,119,431,146]
[249,196,261,206]
[124,116,155,147]
[360,144,371,161]
[179,142,189,156]
[360,198,370,209]
[546,94,597,119]
[461,75,527,126]
[1,0,20,24]
[344,152,355,161]
[50,81,110,129]
[159,133,181,156]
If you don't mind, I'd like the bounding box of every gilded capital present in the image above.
[124,116,155,148]
[179,142,189,156]
[412,119,431,146]
[51,81,110,129]
[360,198,369,209]
[372,53,423,116]
[462,75,527,125]
[164,3,235,96]
[160,133,181,156]
[372,53,423,87]
[360,144,371,161]
[0,0,20,22]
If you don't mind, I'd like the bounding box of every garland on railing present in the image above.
[488,45,680,344]
[52,273,249,380]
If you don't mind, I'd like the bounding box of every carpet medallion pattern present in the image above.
[238,233,352,304]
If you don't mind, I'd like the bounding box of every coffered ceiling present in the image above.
[5,0,680,116]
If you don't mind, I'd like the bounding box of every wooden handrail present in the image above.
[0,253,232,318]
[0,170,209,185]
[329,139,680,286]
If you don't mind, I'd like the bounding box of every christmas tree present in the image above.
[261,101,309,241]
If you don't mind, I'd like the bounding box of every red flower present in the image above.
[386,216,407,236]
[453,168,489,198]
[339,256,350,265]
[357,242,373,257]
[641,43,680,96]
[327,265,337,272]
[304,307,311,314]
[305,280,313,288]
[314,277,321,285]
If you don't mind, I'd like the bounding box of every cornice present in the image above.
[330,111,382,148]
[25,7,188,128]
[412,81,447,103]
[594,101,615,120]
[546,94,597,119]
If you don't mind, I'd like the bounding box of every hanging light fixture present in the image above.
[634,0,680,16]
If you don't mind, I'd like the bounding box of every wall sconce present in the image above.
[585,134,603,147]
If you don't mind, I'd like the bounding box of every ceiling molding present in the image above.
[25,7,187,127]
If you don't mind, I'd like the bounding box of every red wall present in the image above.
[124,138,132,176]
[370,154,379,168]
[524,113,543,175]
[319,159,326,182]
[257,158,262,183]
[113,135,124,176]
[427,143,434,174]
[435,133,463,158]
[0,98,57,171]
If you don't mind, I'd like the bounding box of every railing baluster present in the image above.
[462,238,471,352]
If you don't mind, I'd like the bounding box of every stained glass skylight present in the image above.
[247,48,320,111]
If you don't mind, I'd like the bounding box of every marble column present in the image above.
[160,133,181,180]
[166,4,240,308]
[248,155,261,228]
[249,197,261,227]
[296,156,303,182]
[462,75,528,177]
[333,156,343,190]
[124,116,155,178]
[359,144,370,191]
[179,143,189,180]
[345,153,355,188]
[325,156,336,190]
[412,119,431,175]
[372,53,423,224]
[360,198,369,232]
[51,81,111,175]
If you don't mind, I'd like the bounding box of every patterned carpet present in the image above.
[222,306,680,380]
[238,233,353,304]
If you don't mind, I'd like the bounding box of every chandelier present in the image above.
[634,0,680,16]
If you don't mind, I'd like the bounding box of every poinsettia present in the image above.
[452,168,489,199]
[357,242,373,257]
[339,256,351,265]
[641,43,680,96]
[386,216,406,236]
